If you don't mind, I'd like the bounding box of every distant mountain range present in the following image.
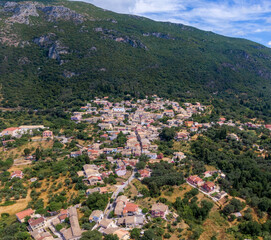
[0,0,271,119]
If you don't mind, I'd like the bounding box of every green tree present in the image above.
[23,148,31,156]
[130,228,141,240]
[81,230,102,240]
[104,234,119,240]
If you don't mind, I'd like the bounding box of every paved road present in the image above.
[93,170,136,230]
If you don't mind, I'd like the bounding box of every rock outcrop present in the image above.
[34,34,68,61]
[4,1,39,25]
[143,32,175,40]
[40,6,84,24]
[3,2,85,25]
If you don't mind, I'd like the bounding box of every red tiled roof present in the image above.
[28,217,45,226]
[204,181,215,188]
[16,208,34,220]
[123,203,138,213]
[3,127,19,132]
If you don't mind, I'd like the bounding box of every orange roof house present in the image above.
[187,175,204,187]
[138,169,151,178]
[123,203,139,216]
[16,208,34,223]
[202,181,215,192]
[185,121,194,127]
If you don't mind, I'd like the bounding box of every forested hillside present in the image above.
[0,0,271,121]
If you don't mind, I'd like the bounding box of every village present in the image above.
[1,95,271,240]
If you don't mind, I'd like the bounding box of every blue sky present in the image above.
[72,0,271,47]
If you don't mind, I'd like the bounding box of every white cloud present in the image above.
[268,41,271,46]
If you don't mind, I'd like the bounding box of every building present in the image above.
[16,208,34,223]
[123,203,139,216]
[187,175,204,187]
[114,196,128,217]
[151,203,168,218]
[185,121,194,127]
[116,167,127,177]
[60,207,82,240]
[202,181,216,192]
[117,216,144,228]
[99,218,115,229]
[89,210,104,223]
[173,152,186,161]
[43,130,53,138]
[70,151,82,158]
[11,170,23,179]
[28,217,45,231]
[30,229,54,240]
[138,169,151,178]
[0,127,20,137]
[58,209,69,223]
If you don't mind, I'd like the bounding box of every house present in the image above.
[185,121,194,127]
[190,126,198,132]
[71,115,82,121]
[0,127,20,137]
[173,152,186,161]
[99,218,115,229]
[151,203,169,218]
[123,203,139,216]
[114,196,128,217]
[43,130,53,138]
[265,124,271,130]
[175,132,189,141]
[30,229,54,240]
[88,176,103,186]
[163,110,174,117]
[70,150,82,158]
[28,217,45,231]
[202,181,216,193]
[89,210,104,223]
[187,175,204,187]
[117,216,144,228]
[19,125,45,134]
[138,169,151,178]
[232,212,242,218]
[11,170,23,179]
[58,209,69,223]
[60,207,82,240]
[116,167,127,177]
[203,171,216,178]
[16,208,34,223]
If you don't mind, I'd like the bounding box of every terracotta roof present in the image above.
[204,181,215,188]
[3,127,19,132]
[16,208,34,220]
[28,217,45,227]
[123,203,138,213]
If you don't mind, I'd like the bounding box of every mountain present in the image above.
[0,0,271,119]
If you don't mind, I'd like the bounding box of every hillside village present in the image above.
[0,96,271,240]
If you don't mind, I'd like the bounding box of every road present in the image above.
[92,170,136,230]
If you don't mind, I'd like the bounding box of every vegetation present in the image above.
[0,0,271,123]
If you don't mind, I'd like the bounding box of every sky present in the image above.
[71,0,271,47]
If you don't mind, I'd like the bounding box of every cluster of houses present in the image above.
[15,207,82,240]
[187,170,227,201]
[70,97,207,164]
[87,195,170,240]
[0,125,53,138]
